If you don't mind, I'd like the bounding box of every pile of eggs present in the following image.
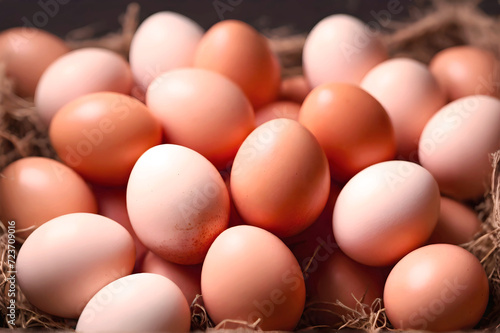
[1,9,499,332]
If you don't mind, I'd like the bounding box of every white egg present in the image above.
[303,14,387,87]
[76,273,191,332]
[418,95,500,200]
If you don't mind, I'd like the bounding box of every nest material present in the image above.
[1,0,500,331]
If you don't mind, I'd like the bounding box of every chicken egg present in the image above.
[0,27,69,96]
[419,95,500,200]
[333,161,440,266]
[361,58,446,158]
[255,101,300,127]
[278,75,311,104]
[127,144,230,265]
[49,92,162,186]
[76,273,191,332]
[201,225,305,331]
[35,48,133,125]
[146,68,255,169]
[230,119,330,238]
[299,83,396,182]
[430,46,500,101]
[194,20,281,108]
[384,244,489,331]
[427,197,481,245]
[140,251,201,304]
[303,14,388,87]
[129,11,204,95]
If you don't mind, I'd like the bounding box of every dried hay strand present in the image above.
[1,0,500,331]
[382,0,500,62]
[299,297,387,332]
[0,65,56,171]
[191,294,215,331]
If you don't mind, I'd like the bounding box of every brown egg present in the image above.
[427,197,481,245]
[430,46,500,101]
[92,185,148,264]
[201,225,305,330]
[0,157,97,239]
[140,251,202,304]
[49,92,162,186]
[193,20,281,108]
[231,119,330,238]
[0,27,69,96]
[255,101,300,126]
[307,251,386,327]
[299,83,396,182]
[278,75,311,104]
[303,14,388,87]
[384,244,489,331]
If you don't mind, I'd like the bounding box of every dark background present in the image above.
[0,0,498,37]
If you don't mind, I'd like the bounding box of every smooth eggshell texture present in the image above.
[255,101,300,126]
[231,119,330,238]
[127,144,230,265]
[17,213,135,318]
[419,95,500,200]
[146,68,255,169]
[35,47,133,125]
[202,225,306,331]
[299,83,396,182]
[50,92,162,186]
[0,27,69,96]
[194,20,281,108]
[278,75,311,104]
[93,185,148,263]
[303,14,388,87]
[361,58,446,158]
[140,251,202,304]
[129,11,204,94]
[0,157,97,239]
[76,273,191,332]
[428,197,481,245]
[333,161,440,266]
[307,251,386,326]
[430,46,500,101]
[384,244,489,331]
